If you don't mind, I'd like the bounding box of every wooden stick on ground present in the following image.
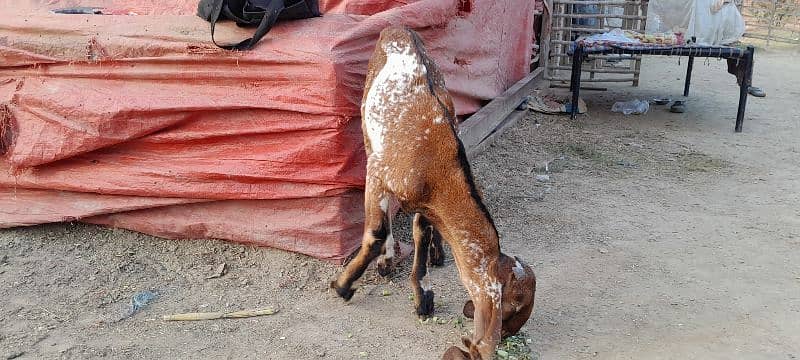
[163,307,278,321]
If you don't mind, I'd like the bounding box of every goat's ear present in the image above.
[462,300,475,319]
[461,336,473,348]
[442,346,470,360]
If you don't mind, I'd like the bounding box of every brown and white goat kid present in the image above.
[330,27,536,359]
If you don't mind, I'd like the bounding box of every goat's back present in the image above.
[361,27,460,204]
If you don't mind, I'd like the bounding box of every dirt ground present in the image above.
[2,49,800,360]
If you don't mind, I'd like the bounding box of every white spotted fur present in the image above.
[363,42,424,157]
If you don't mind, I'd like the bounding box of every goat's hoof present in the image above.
[330,281,355,301]
[376,259,395,277]
[416,290,435,318]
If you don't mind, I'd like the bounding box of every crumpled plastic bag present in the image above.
[612,99,649,115]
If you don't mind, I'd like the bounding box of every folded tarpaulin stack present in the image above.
[0,0,535,262]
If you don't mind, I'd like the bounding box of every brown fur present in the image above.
[462,255,537,338]
[330,27,536,359]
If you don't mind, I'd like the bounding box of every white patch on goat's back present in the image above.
[363,41,422,156]
[379,196,389,212]
[433,116,444,124]
[513,259,527,279]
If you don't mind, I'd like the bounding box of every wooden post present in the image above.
[767,0,778,48]
[541,0,553,78]
[633,0,648,86]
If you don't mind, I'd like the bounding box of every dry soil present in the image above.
[1,50,799,360]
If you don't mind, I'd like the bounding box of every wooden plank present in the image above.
[552,13,646,19]
[466,109,528,160]
[551,65,640,74]
[545,75,636,82]
[552,26,614,33]
[551,53,641,59]
[554,0,642,4]
[550,83,608,90]
[458,67,545,154]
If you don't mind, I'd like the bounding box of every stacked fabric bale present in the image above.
[0,0,534,262]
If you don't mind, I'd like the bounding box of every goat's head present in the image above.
[462,255,536,338]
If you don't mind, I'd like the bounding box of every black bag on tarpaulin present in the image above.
[197,0,320,50]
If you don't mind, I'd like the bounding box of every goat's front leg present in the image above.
[330,180,390,300]
[453,259,503,359]
[410,213,435,318]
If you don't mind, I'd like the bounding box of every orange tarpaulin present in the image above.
[0,0,535,262]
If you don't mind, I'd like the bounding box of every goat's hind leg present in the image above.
[330,182,390,300]
[428,223,445,267]
[410,213,436,318]
[374,197,397,277]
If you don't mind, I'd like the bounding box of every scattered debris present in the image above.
[418,316,451,325]
[120,290,159,320]
[669,100,686,113]
[381,289,391,296]
[651,97,671,105]
[205,263,227,279]
[6,351,25,360]
[163,307,278,321]
[452,316,464,329]
[534,174,550,182]
[612,99,649,115]
[527,94,586,115]
[496,333,534,360]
